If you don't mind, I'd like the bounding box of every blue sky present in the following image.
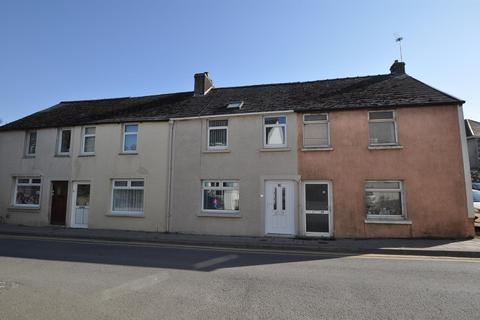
[1,0,479,124]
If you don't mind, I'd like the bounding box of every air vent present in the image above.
[226,101,244,109]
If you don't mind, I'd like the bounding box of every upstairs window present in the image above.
[202,180,239,213]
[368,111,398,146]
[26,131,37,156]
[57,128,71,155]
[123,124,138,153]
[264,116,287,148]
[111,179,144,215]
[226,101,243,109]
[14,177,41,207]
[208,120,228,149]
[365,181,405,219]
[303,114,330,148]
[82,127,96,154]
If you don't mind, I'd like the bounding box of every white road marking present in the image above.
[101,272,169,300]
[193,254,238,269]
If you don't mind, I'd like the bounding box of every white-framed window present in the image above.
[25,131,37,156]
[365,181,405,220]
[303,113,330,148]
[368,110,398,146]
[122,124,138,153]
[57,128,72,155]
[202,180,239,213]
[13,177,42,207]
[111,179,144,215]
[264,116,287,148]
[208,119,228,149]
[81,126,96,154]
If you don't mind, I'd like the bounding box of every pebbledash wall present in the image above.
[169,112,300,236]
[297,105,475,238]
[0,122,170,231]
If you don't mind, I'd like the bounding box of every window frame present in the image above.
[207,119,229,150]
[303,113,330,148]
[57,128,72,155]
[368,110,398,146]
[364,180,406,221]
[13,177,42,208]
[81,126,96,155]
[263,115,287,148]
[122,123,139,153]
[110,179,145,216]
[201,180,240,214]
[25,131,37,156]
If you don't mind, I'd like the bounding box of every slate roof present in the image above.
[0,72,463,131]
[465,119,480,137]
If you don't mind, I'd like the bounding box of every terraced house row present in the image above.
[0,61,475,238]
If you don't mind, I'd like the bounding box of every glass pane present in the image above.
[282,187,286,210]
[222,182,239,188]
[304,114,327,122]
[365,181,400,190]
[85,127,96,135]
[76,184,90,206]
[273,187,277,210]
[306,213,329,233]
[264,116,286,125]
[16,186,40,205]
[369,122,396,144]
[266,126,285,146]
[131,181,144,187]
[209,128,227,147]
[84,136,95,153]
[31,178,41,184]
[369,111,394,120]
[18,178,30,184]
[204,190,224,210]
[28,132,37,154]
[114,180,128,187]
[304,123,329,146]
[365,191,402,215]
[124,134,137,151]
[226,101,243,109]
[60,130,71,153]
[125,124,138,133]
[306,184,328,211]
[113,189,144,212]
[209,120,228,127]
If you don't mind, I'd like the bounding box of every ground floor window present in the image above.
[365,181,405,219]
[14,177,41,207]
[111,179,144,215]
[202,180,239,213]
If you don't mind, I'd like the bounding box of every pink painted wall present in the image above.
[298,105,474,238]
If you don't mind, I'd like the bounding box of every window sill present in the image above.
[54,154,70,158]
[23,155,36,159]
[106,212,145,218]
[198,211,241,218]
[8,206,41,213]
[302,147,333,152]
[79,153,96,157]
[203,149,231,154]
[364,219,412,225]
[260,147,291,152]
[368,145,403,150]
[118,152,138,155]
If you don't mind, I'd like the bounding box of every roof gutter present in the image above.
[170,109,294,121]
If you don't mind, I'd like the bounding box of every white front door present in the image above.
[265,181,295,235]
[304,181,332,237]
[71,182,90,228]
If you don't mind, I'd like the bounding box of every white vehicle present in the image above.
[473,189,480,227]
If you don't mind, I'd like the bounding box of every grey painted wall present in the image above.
[467,137,479,169]
[169,113,299,236]
[0,122,170,231]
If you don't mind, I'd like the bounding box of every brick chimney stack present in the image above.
[194,72,214,96]
[390,60,406,75]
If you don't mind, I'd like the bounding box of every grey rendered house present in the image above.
[0,61,474,238]
[465,119,480,169]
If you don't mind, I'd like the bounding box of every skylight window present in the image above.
[226,101,244,109]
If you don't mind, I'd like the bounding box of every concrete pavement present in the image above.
[0,235,479,320]
[0,224,479,257]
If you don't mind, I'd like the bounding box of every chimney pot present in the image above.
[390,60,406,74]
[194,72,214,96]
